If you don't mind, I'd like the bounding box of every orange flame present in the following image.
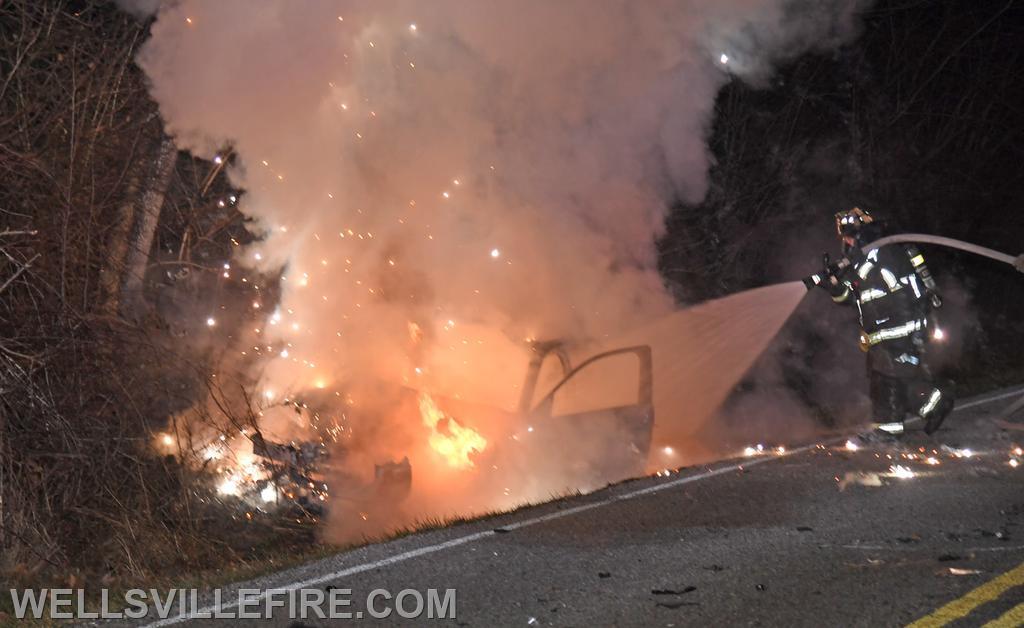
[418,392,486,469]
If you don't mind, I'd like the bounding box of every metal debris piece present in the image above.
[372,457,412,501]
[651,587,697,595]
[948,567,982,576]
[939,445,974,458]
[838,471,883,490]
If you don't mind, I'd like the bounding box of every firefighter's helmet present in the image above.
[835,207,874,239]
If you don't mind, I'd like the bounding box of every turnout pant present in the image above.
[867,334,954,433]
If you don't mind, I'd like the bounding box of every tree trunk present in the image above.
[99,161,143,316]
[0,405,5,552]
[120,136,177,316]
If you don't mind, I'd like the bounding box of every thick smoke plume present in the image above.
[135,1,867,532]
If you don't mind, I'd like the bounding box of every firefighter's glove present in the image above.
[827,277,849,300]
[805,270,841,294]
[820,256,845,296]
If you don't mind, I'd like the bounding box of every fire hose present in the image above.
[803,233,1024,426]
[803,233,1024,292]
[863,233,1024,272]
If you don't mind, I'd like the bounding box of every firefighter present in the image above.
[811,208,954,441]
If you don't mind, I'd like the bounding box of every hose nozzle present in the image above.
[802,273,823,291]
[1015,254,1024,273]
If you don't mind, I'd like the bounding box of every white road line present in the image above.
[955,387,1024,412]
[145,386,1022,626]
[839,544,1024,553]
[143,443,819,626]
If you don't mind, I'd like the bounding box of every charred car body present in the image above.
[237,340,654,515]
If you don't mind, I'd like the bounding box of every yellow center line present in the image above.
[982,601,1024,628]
[907,561,1024,628]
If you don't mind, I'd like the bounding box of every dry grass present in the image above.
[0,0,284,588]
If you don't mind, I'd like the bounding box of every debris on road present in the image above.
[940,445,975,459]
[948,567,983,576]
[651,586,697,595]
[977,529,1010,541]
[838,471,883,490]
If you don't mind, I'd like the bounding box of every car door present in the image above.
[530,345,653,484]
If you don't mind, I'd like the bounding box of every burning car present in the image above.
[210,339,655,517]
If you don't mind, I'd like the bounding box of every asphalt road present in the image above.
[132,388,1024,628]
